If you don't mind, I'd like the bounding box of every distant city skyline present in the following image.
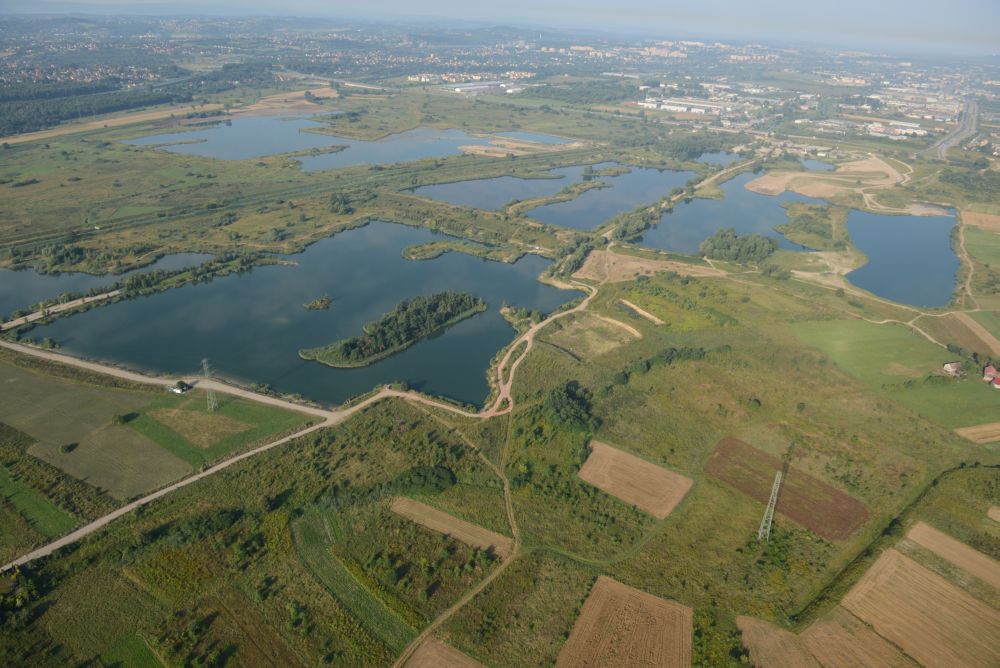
[4,0,999,55]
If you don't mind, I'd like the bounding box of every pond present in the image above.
[28,223,579,407]
[637,172,817,254]
[125,116,568,172]
[523,164,694,231]
[0,253,212,320]
[845,211,958,308]
[697,151,741,166]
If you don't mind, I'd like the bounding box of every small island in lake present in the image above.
[303,295,332,311]
[299,291,487,367]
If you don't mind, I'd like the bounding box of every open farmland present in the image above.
[556,576,692,667]
[390,497,514,558]
[577,441,693,519]
[906,521,1000,589]
[403,639,484,668]
[954,422,1000,444]
[705,437,869,541]
[841,549,1000,668]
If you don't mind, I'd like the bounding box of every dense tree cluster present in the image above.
[302,292,486,366]
[698,228,778,264]
[542,381,599,432]
[941,169,1000,200]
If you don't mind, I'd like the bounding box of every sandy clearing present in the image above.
[619,299,664,325]
[964,211,1000,232]
[745,154,902,199]
[234,87,338,116]
[589,313,642,338]
[578,441,692,519]
[800,606,914,668]
[952,311,1000,357]
[737,616,821,668]
[842,548,1000,668]
[989,507,1000,523]
[390,497,513,558]
[556,576,692,668]
[574,250,723,283]
[403,639,484,668]
[954,422,1000,444]
[906,521,1000,589]
[1,105,224,145]
[543,312,636,358]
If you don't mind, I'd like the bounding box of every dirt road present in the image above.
[1,291,120,332]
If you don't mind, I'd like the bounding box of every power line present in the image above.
[202,358,218,413]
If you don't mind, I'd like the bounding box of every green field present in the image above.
[792,319,1000,428]
[0,465,75,538]
[971,310,1000,339]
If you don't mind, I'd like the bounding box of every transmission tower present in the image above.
[757,471,783,542]
[201,358,219,412]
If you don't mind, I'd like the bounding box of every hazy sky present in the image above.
[7,0,1000,55]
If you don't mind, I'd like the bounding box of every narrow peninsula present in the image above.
[299,291,487,367]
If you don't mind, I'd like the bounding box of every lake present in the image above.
[126,116,568,172]
[28,222,579,407]
[845,211,958,308]
[410,165,593,211]
[637,172,816,254]
[0,253,211,320]
[523,164,694,231]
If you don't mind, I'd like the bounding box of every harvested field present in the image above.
[573,250,722,283]
[578,441,692,519]
[404,639,485,668]
[236,87,338,115]
[543,313,638,358]
[964,211,1000,232]
[954,422,1000,444]
[842,549,1000,668]
[989,506,1000,522]
[906,521,1000,589]
[800,606,914,668]
[705,437,870,541]
[556,576,692,668]
[619,299,664,325]
[952,312,1000,356]
[390,497,513,558]
[148,407,250,448]
[737,615,820,668]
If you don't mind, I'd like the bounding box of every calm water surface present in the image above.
[846,211,958,308]
[411,165,591,210]
[126,117,569,172]
[0,253,211,319]
[30,223,579,406]
[637,172,816,254]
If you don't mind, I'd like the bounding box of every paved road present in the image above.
[925,99,978,160]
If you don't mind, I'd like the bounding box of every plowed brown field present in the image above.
[907,521,1000,589]
[842,549,1000,668]
[390,497,513,558]
[556,576,692,667]
[578,441,693,519]
[705,437,869,541]
[403,639,484,668]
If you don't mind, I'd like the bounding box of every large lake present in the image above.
[28,223,579,406]
[846,211,958,308]
[0,253,211,320]
[638,172,816,254]
[125,117,579,171]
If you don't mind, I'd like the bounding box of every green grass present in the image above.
[970,310,1000,339]
[292,510,417,653]
[100,633,163,667]
[792,319,1000,428]
[0,465,75,538]
[965,226,1000,267]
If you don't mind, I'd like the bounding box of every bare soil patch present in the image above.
[573,250,723,283]
[954,422,1000,444]
[403,638,484,668]
[842,549,1000,668]
[543,313,638,358]
[556,576,692,668]
[705,437,870,541]
[619,299,664,325]
[745,154,901,200]
[964,211,1000,232]
[578,441,693,519]
[2,104,225,145]
[235,87,338,116]
[737,615,820,668]
[906,521,1000,589]
[148,407,251,449]
[989,507,1000,523]
[390,497,513,558]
